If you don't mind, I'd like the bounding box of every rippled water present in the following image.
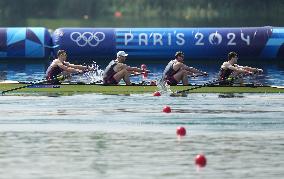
[0,93,284,179]
[1,63,284,85]
[0,63,284,178]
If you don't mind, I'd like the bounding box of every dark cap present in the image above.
[57,50,67,57]
[228,51,238,59]
[175,51,185,58]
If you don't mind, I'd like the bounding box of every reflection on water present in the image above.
[0,93,283,178]
[0,64,46,82]
[0,130,283,179]
[0,62,284,179]
[218,93,245,98]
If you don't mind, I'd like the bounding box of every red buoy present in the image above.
[195,154,207,167]
[176,126,186,136]
[163,106,171,113]
[153,91,161,96]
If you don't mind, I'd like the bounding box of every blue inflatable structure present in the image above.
[52,28,116,61]
[1,26,284,63]
[52,26,284,62]
[0,27,52,59]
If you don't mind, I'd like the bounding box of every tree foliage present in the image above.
[0,0,283,27]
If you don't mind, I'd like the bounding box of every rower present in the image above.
[162,51,208,85]
[103,51,148,85]
[45,50,92,84]
[219,52,263,85]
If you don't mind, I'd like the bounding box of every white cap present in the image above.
[117,51,128,57]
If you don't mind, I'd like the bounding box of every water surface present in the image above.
[0,93,283,179]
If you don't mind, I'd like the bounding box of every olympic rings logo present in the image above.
[70,32,105,47]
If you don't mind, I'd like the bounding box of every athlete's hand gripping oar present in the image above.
[129,64,150,77]
[130,71,150,77]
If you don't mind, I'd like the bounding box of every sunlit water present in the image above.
[0,93,284,179]
[0,63,284,178]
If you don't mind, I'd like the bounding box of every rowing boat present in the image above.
[1,82,284,95]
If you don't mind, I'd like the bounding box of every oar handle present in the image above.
[130,71,151,77]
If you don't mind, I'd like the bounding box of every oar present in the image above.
[1,74,69,95]
[172,73,254,96]
[189,73,209,78]
[174,78,223,95]
[1,70,90,95]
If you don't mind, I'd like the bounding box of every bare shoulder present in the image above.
[173,61,185,70]
[116,62,125,67]
[174,61,184,67]
[114,62,126,71]
[50,58,61,65]
[52,58,59,63]
[222,61,231,67]
[222,61,230,65]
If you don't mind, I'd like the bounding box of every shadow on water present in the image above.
[173,109,283,114]
[218,93,245,98]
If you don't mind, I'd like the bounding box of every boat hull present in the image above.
[1,83,284,95]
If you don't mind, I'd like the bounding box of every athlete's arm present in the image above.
[181,64,207,75]
[126,66,145,73]
[58,62,82,73]
[241,66,263,73]
[65,62,88,70]
[225,63,249,74]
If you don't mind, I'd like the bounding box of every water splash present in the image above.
[84,62,104,83]
[72,61,104,84]
[157,78,172,94]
